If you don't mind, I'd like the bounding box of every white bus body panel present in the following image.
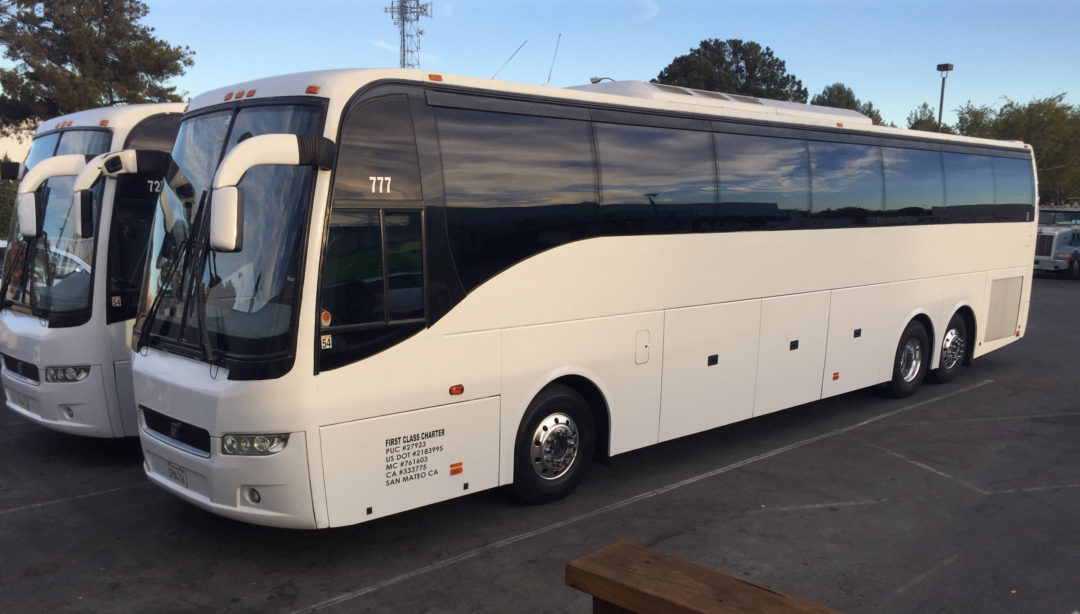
[821,284,889,399]
[753,292,831,417]
[320,396,500,527]
[659,299,760,442]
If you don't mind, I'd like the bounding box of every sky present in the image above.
[2,0,1077,159]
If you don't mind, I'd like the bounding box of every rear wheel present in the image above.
[511,385,595,504]
[888,320,930,398]
[930,314,967,384]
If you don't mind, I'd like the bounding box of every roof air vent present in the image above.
[651,83,692,96]
[692,90,732,101]
[726,94,763,105]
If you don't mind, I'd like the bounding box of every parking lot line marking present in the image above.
[755,499,887,513]
[867,445,991,494]
[0,483,150,516]
[889,555,959,598]
[990,483,1080,495]
[291,379,992,613]
[881,412,1080,428]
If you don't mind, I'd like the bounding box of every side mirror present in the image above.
[208,134,335,253]
[17,192,41,238]
[72,149,173,239]
[1,161,25,181]
[209,186,244,252]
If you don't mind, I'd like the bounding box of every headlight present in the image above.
[45,366,91,383]
[222,433,289,456]
[1055,252,1074,259]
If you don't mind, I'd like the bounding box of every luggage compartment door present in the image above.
[754,292,831,416]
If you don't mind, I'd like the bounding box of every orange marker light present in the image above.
[450,462,463,476]
[246,89,256,97]
[449,384,464,396]
[99,120,109,126]
[320,310,332,326]
[235,91,245,99]
[833,372,840,380]
[836,123,844,128]
[183,104,189,112]
[305,85,321,94]
[224,92,234,101]
[428,73,443,82]
[55,123,62,129]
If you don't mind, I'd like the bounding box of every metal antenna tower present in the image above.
[384,1,433,69]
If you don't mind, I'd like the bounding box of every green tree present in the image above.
[0,153,14,238]
[906,102,953,133]
[954,95,1079,204]
[811,82,884,125]
[653,39,809,102]
[0,0,194,138]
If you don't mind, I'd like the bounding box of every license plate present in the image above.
[13,392,28,410]
[166,462,189,489]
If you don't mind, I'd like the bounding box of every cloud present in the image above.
[637,0,659,21]
[372,40,396,53]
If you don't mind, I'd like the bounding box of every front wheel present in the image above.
[930,314,967,384]
[888,321,930,398]
[1071,259,1080,280]
[511,385,595,505]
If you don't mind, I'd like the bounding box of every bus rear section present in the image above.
[0,103,183,437]
[130,70,1036,529]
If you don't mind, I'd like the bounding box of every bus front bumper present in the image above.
[139,422,317,530]
[2,366,117,437]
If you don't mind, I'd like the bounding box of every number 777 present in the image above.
[369,176,392,194]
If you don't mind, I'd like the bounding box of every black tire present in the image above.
[888,320,930,398]
[1071,258,1080,280]
[511,384,595,505]
[930,314,968,384]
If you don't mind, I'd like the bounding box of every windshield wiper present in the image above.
[175,189,215,363]
[136,191,204,352]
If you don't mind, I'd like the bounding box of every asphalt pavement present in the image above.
[1,276,1078,614]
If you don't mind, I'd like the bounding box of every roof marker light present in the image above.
[55,122,62,129]
[246,89,256,97]
[236,90,245,99]
[428,73,443,82]
[99,120,109,127]
[183,104,189,112]
[224,92,234,101]
[449,384,464,395]
[305,85,321,94]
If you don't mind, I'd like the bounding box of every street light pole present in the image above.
[936,63,953,132]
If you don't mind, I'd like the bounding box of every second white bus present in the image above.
[132,70,1035,528]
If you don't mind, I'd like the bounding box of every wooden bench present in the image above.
[566,541,843,614]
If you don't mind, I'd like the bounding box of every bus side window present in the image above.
[992,157,1036,222]
[716,133,810,231]
[106,174,160,323]
[943,153,995,223]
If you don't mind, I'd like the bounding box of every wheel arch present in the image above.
[910,312,937,366]
[547,374,611,464]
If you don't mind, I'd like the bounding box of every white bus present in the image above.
[132,70,1036,529]
[1,103,184,437]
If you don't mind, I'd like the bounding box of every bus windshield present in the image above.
[135,104,322,363]
[2,129,110,317]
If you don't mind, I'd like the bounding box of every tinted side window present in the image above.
[332,95,423,202]
[437,108,598,291]
[715,133,809,231]
[808,142,883,227]
[106,174,161,322]
[23,133,59,169]
[882,148,944,224]
[55,130,110,157]
[943,153,995,223]
[596,124,716,235]
[125,114,182,152]
[992,157,1035,222]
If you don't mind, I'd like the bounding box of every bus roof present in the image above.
[34,102,187,137]
[188,68,1031,153]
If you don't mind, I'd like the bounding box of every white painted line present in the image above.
[755,499,887,513]
[890,556,958,597]
[868,444,990,495]
[881,412,1080,428]
[291,379,993,613]
[990,483,1080,495]
[0,483,149,516]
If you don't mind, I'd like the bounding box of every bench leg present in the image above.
[593,596,635,614]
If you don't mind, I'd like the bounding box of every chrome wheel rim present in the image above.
[531,413,579,480]
[941,327,965,370]
[900,338,922,383]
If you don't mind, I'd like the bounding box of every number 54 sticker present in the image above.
[369,176,392,194]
